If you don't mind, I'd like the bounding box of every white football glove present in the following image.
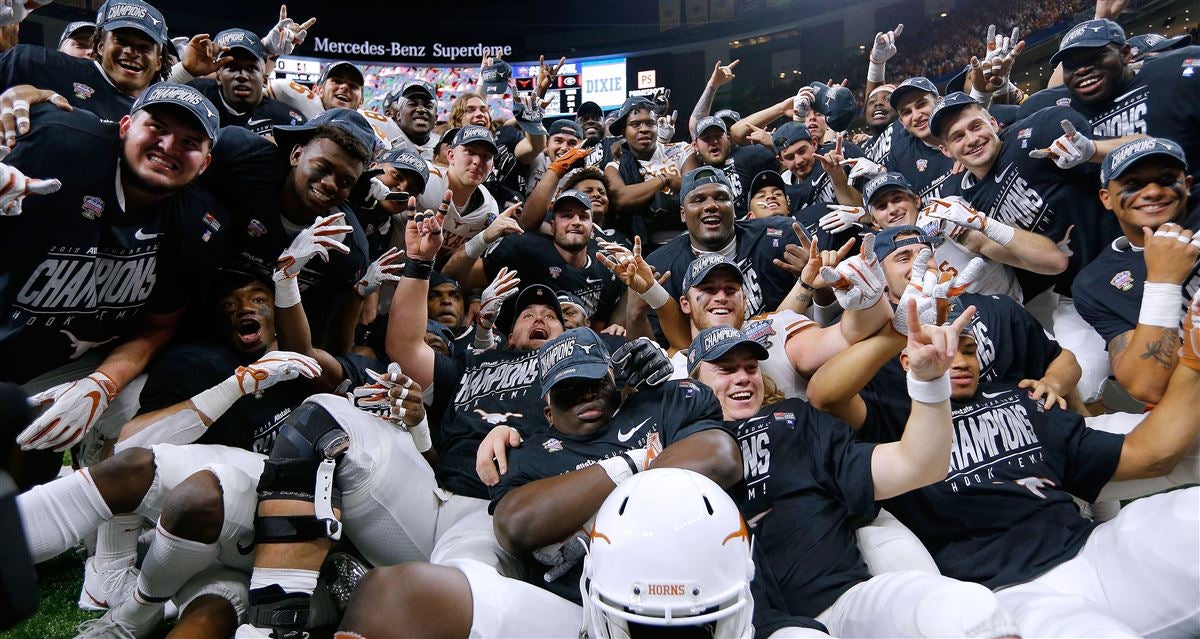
[0,146,60,215]
[354,247,405,297]
[870,23,903,63]
[18,371,119,451]
[656,110,677,143]
[352,363,414,423]
[923,196,1015,245]
[275,212,352,280]
[819,204,866,234]
[234,351,320,394]
[891,248,983,335]
[841,157,887,182]
[1028,120,1096,170]
[478,267,521,330]
[367,176,391,202]
[819,233,886,310]
[261,8,314,56]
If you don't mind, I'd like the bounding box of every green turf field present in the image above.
[2,553,97,639]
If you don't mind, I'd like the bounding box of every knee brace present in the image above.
[254,402,350,544]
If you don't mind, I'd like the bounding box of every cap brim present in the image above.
[889,84,933,109]
[1106,151,1187,182]
[697,122,727,135]
[137,101,218,140]
[1049,40,1114,67]
[482,81,509,95]
[103,20,165,44]
[695,338,769,371]
[750,173,786,195]
[455,138,499,155]
[324,63,365,86]
[929,103,972,138]
[225,44,265,61]
[272,122,317,152]
[542,361,612,397]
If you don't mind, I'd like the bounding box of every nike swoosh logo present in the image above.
[994,164,1014,183]
[134,228,160,240]
[981,390,1007,399]
[83,589,108,609]
[247,117,272,126]
[586,276,604,284]
[617,417,652,443]
[1111,87,1141,103]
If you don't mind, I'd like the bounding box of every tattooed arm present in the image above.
[1108,328,1179,405]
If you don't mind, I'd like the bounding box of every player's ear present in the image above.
[1119,43,1133,64]
[1097,186,1115,212]
[289,144,303,167]
[543,403,553,425]
[196,151,212,177]
[1186,175,1194,190]
[118,114,132,139]
[898,350,911,372]
[678,294,691,316]
[938,144,953,159]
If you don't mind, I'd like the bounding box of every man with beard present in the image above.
[383,80,439,160]
[0,0,169,122]
[603,96,691,247]
[1073,138,1200,404]
[682,115,777,217]
[482,190,624,329]
[1018,19,1200,171]
[198,108,373,352]
[646,167,801,321]
[4,84,229,487]
[185,28,304,138]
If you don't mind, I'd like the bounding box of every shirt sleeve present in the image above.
[660,380,731,444]
[1041,409,1125,503]
[1072,270,1139,344]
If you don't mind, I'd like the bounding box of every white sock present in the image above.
[93,514,142,571]
[137,523,219,602]
[250,567,319,595]
[17,468,113,563]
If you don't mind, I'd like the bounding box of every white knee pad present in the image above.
[914,575,1017,639]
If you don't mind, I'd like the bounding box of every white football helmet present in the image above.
[582,468,755,639]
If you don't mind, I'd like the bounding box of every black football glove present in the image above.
[612,337,672,391]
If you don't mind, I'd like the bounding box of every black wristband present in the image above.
[800,280,819,292]
[403,259,435,280]
[619,452,640,476]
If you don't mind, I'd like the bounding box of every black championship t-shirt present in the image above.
[951,106,1120,297]
[883,122,958,203]
[862,122,896,165]
[202,126,369,341]
[647,216,800,319]
[483,232,624,322]
[1073,204,1200,343]
[429,347,549,499]
[0,45,135,123]
[860,384,1124,589]
[189,78,306,138]
[489,378,726,604]
[731,398,877,617]
[1018,46,1200,172]
[0,105,232,382]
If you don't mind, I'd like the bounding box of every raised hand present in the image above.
[275,212,352,279]
[404,192,449,260]
[820,204,867,234]
[820,234,886,310]
[536,54,567,97]
[596,236,657,294]
[482,201,524,244]
[744,123,773,148]
[657,110,678,143]
[1028,120,1096,169]
[262,5,317,56]
[354,247,405,297]
[478,267,521,329]
[18,371,119,451]
[1142,223,1200,285]
[709,59,740,87]
[903,298,976,382]
[353,363,426,427]
[0,146,60,215]
[892,248,984,334]
[181,33,233,78]
[548,145,591,175]
[612,337,672,390]
[235,351,321,395]
[841,157,887,182]
[870,23,904,64]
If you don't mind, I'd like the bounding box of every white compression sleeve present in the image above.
[114,408,209,452]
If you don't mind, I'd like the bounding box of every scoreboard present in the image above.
[511,62,582,117]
